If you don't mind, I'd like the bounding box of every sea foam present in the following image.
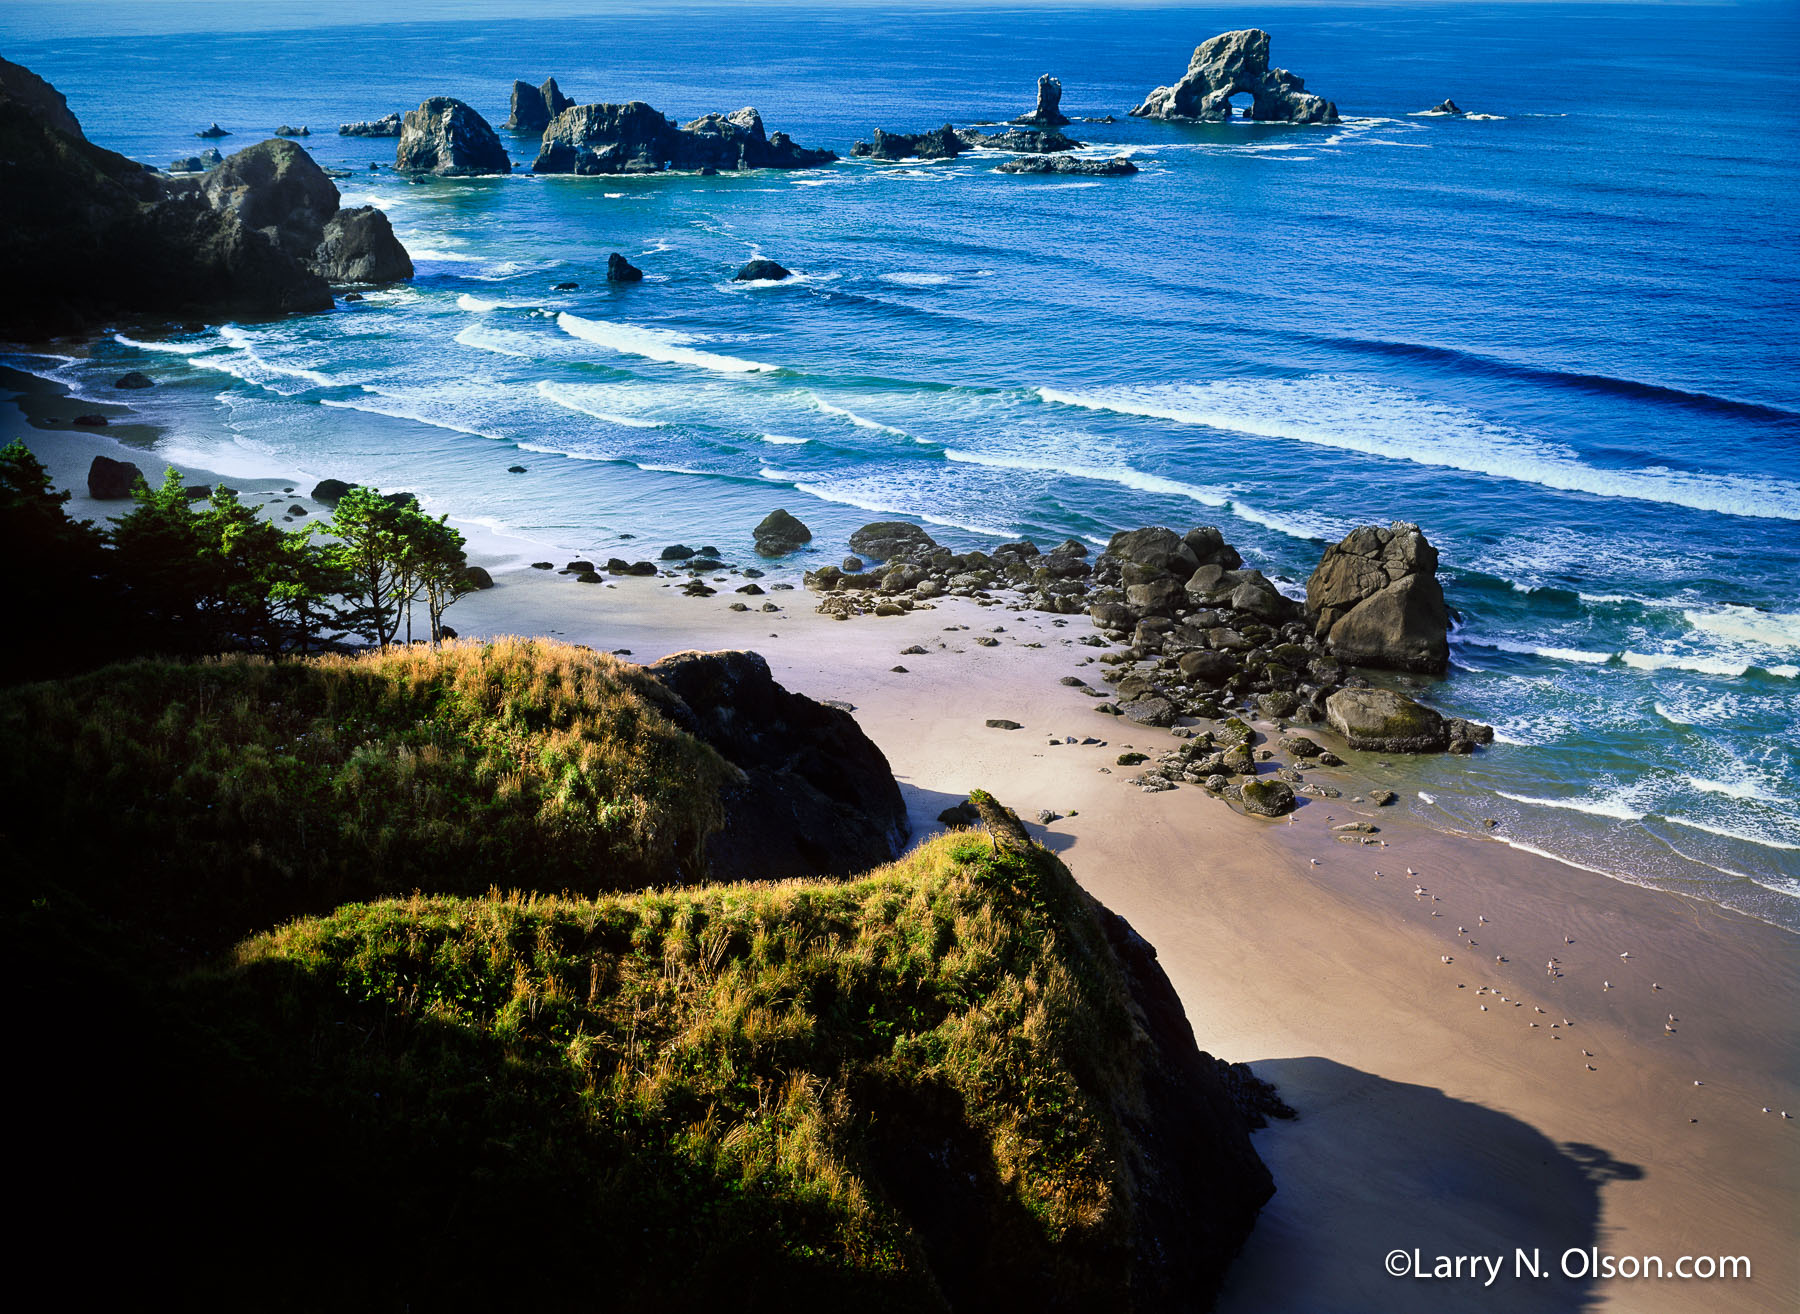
[557,312,773,373]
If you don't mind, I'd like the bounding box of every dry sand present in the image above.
[6,373,1796,1312]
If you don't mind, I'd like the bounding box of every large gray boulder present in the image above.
[849,521,937,562]
[315,206,413,283]
[504,76,574,134]
[396,97,511,175]
[1306,522,1449,674]
[533,101,834,175]
[1131,29,1338,125]
[1324,688,1447,754]
[87,455,145,500]
[753,508,812,556]
[1012,74,1071,126]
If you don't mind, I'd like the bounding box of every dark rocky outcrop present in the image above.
[647,650,909,880]
[1131,29,1338,124]
[1427,99,1465,116]
[734,258,791,282]
[314,206,413,283]
[957,126,1081,152]
[998,154,1138,176]
[753,508,812,556]
[851,124,962,161]
[533,102,834,175]
[605,251,643,282]
[168,147,223,173]
[196,122,230,138]
[1012,74,1071,127]
[113,372,154,389]
[0,56,84,139]
[309,478,353,505]
[1305,521,1449,674]
[273,124,309,137]
[338,113,403,137]
[395,97,510,176]
[459,565,495,591]
[0,64,413,339]
[88,454,145,499]
[504,76,574,134]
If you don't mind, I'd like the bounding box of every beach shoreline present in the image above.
[4,361,1795,1310]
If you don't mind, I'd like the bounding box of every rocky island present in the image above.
[396,96,512,174]
[1132,28,1339,124]
[533,102,834,175]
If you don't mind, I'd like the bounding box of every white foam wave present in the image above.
[1665,815,1800,852]
[114,333,210,355]
[943,448,1230,507]
[759,468,802,482]
[1227,500,1342,542]
[760,433,810,445]
[1035,378,1800,521]
[811,394,907,436]
[406,247,482,264]
[1462,636,1615,664]
[1495,790,1643,821]
[453,324,534,360]
[1683,774,1783,804]
[1621,651,1799,679]
[535,380,666,428]
[880,272,953,287]
[557,312,773,373]
[789,481,1011,538]
[1683,604,1800,650]
[457,294,499,312]
[319,395,501,441]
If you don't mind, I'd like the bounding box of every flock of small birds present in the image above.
[1303,835,1792,1127]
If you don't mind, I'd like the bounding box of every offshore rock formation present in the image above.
[1305,522,1449,674]
[852,123,962,161]
[168,147,223,173]
[1427,98,1465,116]
[998,154,1137,176]
[395,97,511,175]
[957,126,1080,152]
[0,62,413,338]
[647,649,910,880]
[504,76,574,133]
[733,258,791,282]
[605,251,643,282]
[338,113,402,137]
[1012,73,1071,126]
[533,102,834,175]
[1131,29,1338,125]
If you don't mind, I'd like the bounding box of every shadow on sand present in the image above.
[1216,1056,1641,1314]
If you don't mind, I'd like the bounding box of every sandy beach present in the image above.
[6,372,1796,1312]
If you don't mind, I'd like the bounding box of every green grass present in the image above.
[0,638,736,944]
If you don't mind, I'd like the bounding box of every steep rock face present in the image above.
[0,67,413,339]
[396,97,511,175]
[315,206,413,283]
[1012,73,1071,126]
[504,76,574,133]
[1305,521,1449,674]
[852,124,962,161]
[1131,29,1338,124]
[0,55,85,139]
[646,650,910,880]
[533,101,834,174]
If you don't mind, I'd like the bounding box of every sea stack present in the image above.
[533,102,835,174]
[1131,29,1338,124]
[504,76,574,133]
[396,97,511,175]
[1013,74,1071,126]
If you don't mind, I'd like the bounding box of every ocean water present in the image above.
[4,3,1797,927]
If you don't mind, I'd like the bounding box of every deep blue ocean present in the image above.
[4,3,1797,926]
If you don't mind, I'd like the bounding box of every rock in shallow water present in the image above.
[1324,688,1447,753]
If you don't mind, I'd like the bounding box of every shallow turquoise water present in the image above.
[4,3,1796,925]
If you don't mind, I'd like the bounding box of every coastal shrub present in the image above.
[0,637,736,942]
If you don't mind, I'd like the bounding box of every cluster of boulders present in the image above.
[533,102,834,175]
[850,123,1080,162]
[998,155,1137,176]
[0,58,414,338]
[1131,28,1338,124]
[339,113,403,137]
[796,515,1490,779]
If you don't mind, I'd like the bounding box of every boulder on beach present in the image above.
[310,478,353,505]
[88,454,145,500]
[851,124,962,161]
[1239,779,1296,817]
[533,101,834,175]
[1013,74,1071,127]
[460,565,495,590]
[338,113,403,137]
[606,251,643,282]
[1306,521,1449,674]
[753,508,812,556]
[504,76,574,134]
[396,97,511,176]
[1131,29,1338,124]
[997,155,1137,176]
[849,520,937,562]
[113,372,155,389]
[1324,687,1447,754]
[734,258,791,282]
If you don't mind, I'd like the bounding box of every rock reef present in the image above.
[396,97,511,175]
[504,75,574,133]
[1131,29,1338,124]
[998,154,1138,176]
[0,62,413,338]
[534,102,834,175]
[1012,73,1071,126]
[338,113,402,137]
[852,123,962,161]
